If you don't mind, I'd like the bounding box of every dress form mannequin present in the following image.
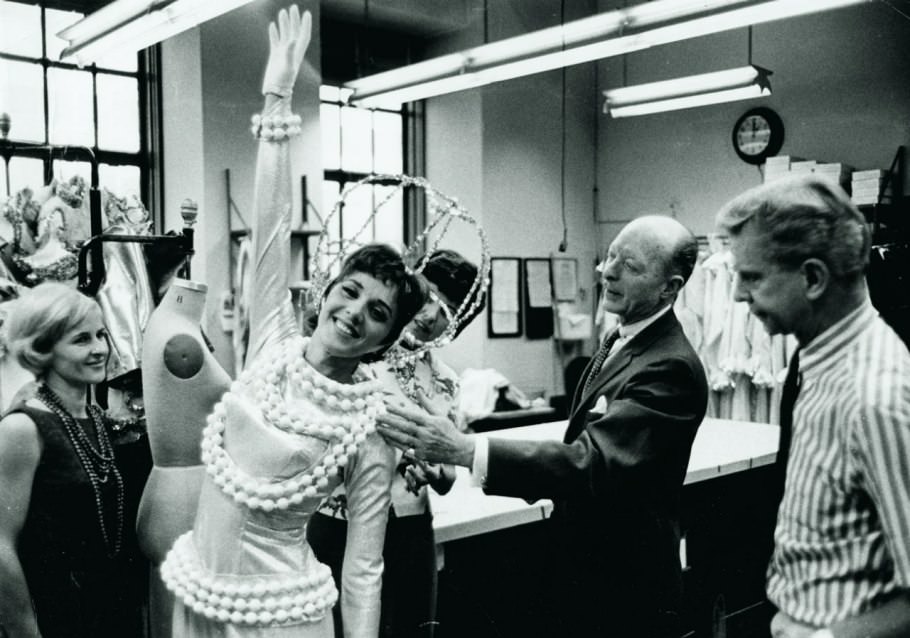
[137,279,231,638]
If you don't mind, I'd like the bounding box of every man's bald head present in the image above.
[601,215,698,324]
[618,215,699,284]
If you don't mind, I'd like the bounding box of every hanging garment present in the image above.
[96,223,155,381]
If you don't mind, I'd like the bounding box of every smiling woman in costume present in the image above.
[157,6,424,638]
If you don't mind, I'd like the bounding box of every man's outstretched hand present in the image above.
[377,391,475,468]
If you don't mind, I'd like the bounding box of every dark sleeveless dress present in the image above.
[6,403,151,638]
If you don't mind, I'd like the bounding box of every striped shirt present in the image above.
[766,300,910,626]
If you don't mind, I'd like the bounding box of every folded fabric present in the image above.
[457,368,511,424]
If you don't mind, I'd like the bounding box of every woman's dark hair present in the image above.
[422,249,485,338]
[306,243,426,362]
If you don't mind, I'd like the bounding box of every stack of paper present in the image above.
[815,162,853,187]
[851,169,890,206]
[790,160,817,175]
[764,156,794,183]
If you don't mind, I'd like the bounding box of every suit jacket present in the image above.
[483,309,708,632]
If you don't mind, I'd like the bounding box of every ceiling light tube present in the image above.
[58,0,258,66]
[347,0,870,107]
[609,85,770,117]
[348,0,753,97]
[604,65,772,117]
[56,0,157,43]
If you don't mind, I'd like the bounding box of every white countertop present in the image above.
[431,417,780,544]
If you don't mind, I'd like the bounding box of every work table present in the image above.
[431,417,780,544]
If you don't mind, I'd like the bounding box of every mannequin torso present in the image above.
[137,279,231,638]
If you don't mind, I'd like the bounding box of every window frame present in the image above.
[319,86,422,248]
[0,0,160,232]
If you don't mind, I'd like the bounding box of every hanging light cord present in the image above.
[558,0,568,252]
[747,25,753,63]
[483,0,489,44]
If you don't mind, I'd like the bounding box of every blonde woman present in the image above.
[0,282,148,637]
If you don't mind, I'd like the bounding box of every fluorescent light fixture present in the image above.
[604,65,771,117]
[347,0,871,107]
[57,0,258,66]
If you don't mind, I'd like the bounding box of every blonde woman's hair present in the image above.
[5,282,100,376]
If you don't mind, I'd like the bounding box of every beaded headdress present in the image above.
[306,173,491,365]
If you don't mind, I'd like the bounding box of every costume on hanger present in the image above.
[138,279,232,638]
[0,177,95,286]
[97,191,155,381]
[232,236,254,374]
[0,257,30,411]
[13,206,78,284]
[160,95,394,638]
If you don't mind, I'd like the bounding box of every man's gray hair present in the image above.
[716,174,870,280]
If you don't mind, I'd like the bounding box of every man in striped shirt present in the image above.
[717,174,910,638]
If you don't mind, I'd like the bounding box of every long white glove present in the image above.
[261,5,312,97]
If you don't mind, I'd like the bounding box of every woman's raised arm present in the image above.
[246,6,312,364]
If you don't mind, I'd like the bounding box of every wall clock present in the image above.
[732,107,784,165]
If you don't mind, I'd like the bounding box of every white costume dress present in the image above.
[161,95,394,638]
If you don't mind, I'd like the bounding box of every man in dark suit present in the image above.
[377,215,708,637]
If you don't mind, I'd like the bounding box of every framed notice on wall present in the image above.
[551,257,578,301]
[488,257,522,338]
[523,258,554,339]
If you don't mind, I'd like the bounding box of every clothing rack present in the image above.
[0,114,196,296]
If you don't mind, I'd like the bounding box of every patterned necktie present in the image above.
[773,349,802,503]
[581,329,621,398]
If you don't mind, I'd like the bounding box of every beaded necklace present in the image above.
[200,335,385,512]
[36,384,124,558]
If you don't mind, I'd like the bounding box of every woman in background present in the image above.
[0,282,147,637]
[309,249,485,638]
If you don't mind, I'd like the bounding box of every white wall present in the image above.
[426,0,600,398]
[424,90,486,377]
[594,2,910,242]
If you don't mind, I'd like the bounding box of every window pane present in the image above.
[8,156,44,192]
[341,181,373,244]
[320,85,340,102]
[340,106,372,174]
[48,67,94,146]
[95,49,138,73]
[52,160,90,183]
[373,185,403,247]
[318,180,341,271]
[320,179,340,232]
[319,179,339,230]
[372,111,403,174]
[0,1,41,57]
[320,104,340,170]
[100,164,141,197]
[97,74,139,152]
[0,60,45,142]
[45,8,83,61]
